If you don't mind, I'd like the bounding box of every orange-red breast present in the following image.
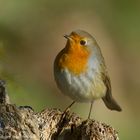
[54,30,122,118]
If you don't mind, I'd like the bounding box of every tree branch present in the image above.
[0,80,119,140]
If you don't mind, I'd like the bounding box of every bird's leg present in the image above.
[55,101,76,137]
[88,101,94,119]
[59,101,75,126]
[64,101,76,113]
[61,101,75,120]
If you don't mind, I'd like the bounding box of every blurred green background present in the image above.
[0,0,140,139]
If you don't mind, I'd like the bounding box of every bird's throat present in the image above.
[58,43,90,75]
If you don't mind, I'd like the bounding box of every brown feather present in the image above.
[102,73,122,111]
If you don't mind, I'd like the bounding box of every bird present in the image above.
[54,29,122,119]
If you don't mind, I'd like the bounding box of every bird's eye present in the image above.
[80,40,87,46]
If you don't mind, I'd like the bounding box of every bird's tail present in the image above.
[102,93,122,111]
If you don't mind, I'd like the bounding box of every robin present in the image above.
[54,29,122,119]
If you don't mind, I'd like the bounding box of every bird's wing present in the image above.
[101,72,122,111]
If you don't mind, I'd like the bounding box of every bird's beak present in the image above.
[64,34,71,40]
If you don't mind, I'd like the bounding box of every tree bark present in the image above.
[0,80,119,140]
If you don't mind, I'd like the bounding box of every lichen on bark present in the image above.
[0,80,119,140]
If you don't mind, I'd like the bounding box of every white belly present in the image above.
[54,68,106,102]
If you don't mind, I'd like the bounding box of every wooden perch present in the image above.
[0,80,119,140]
